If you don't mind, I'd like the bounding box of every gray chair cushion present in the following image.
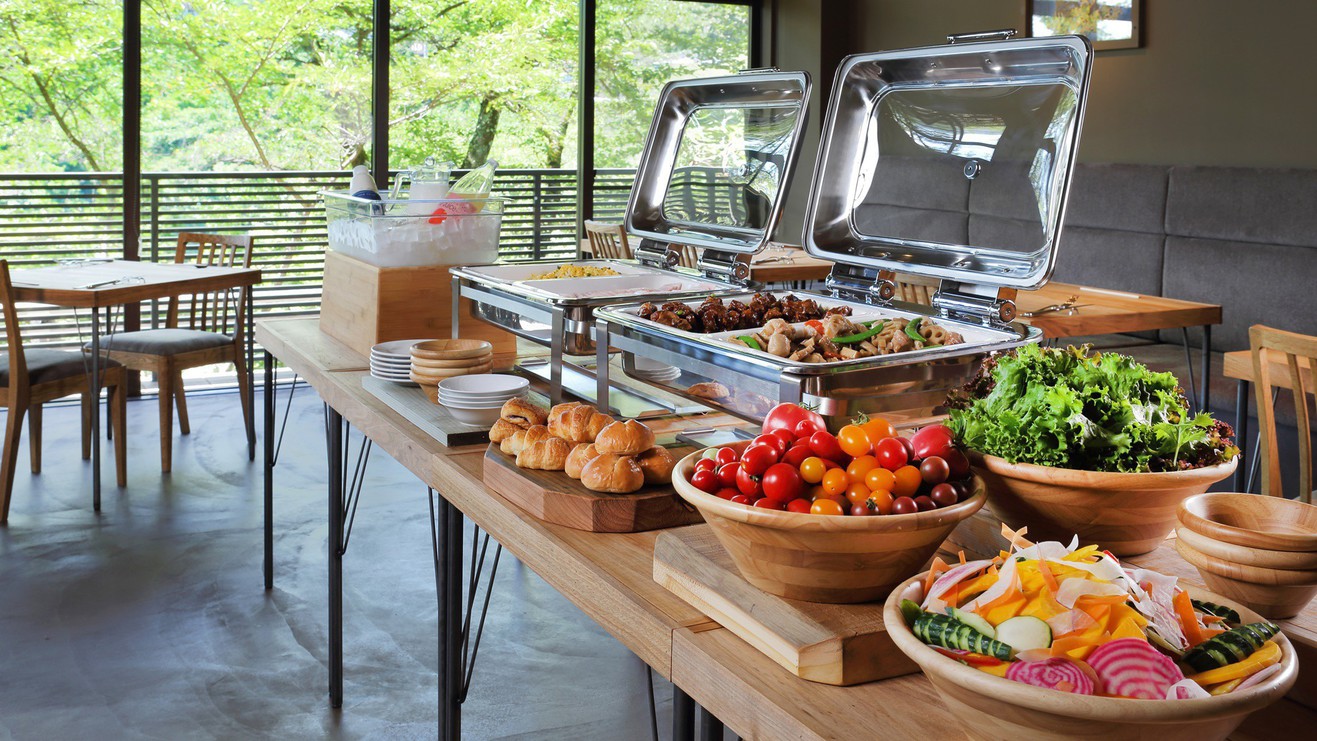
[94,328,234,356]
[0,348,121,386]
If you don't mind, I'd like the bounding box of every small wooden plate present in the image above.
[1176,525,1317,570]
[409,352,493,370]
[409,362,492,384]
[411,338,493,361]
[1178,493,1317,552]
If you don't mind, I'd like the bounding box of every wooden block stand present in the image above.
[319,251,515,358]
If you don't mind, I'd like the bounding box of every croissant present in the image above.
[581,453,645,494]
[516,436,572,470]
[634,446,675,485]
[489,418,524,444]
[501,396,548,427]
[549,403,614,445]
[565,443,600,479]
[500,424,551,456]
[594,419,656,456]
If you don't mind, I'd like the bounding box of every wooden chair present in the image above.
[1,260,126,523]
[1249,325,1316,503]
[675,244,700,270]
[583,221,631,259]
[896,273,939,305]
[97,233,254,473]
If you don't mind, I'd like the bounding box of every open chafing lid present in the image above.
[625,69,812,256]
[802,34,1092,290]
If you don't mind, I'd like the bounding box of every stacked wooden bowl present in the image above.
[408,339,494,403]
[1175,492,1317,618]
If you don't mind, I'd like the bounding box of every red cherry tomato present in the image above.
[762,403,826,438]
[753,434,788,457]
[930,483,958,507]
[715,487,740,501]
[891,496,917,515]
[769,428,796,448]
[942,448,971,479]
[782,444,813,468]
[761,463,805,502]
[808,430,846,462]
[714,447,740,466]
[735,466,761,497]
[898,435,916,461]
[914,495,936,512]
[910,423,957,461]
[851,503,875,517]
[873,437,908,471]
[729,494,752,506]
[740,444,779,476]
[690,469,719,494]
[694,458,716,474]
[754,497,786,511]
[717,462,739,489]
[920,456,950,485]
[793,419,821,439]
[786,498,812,514]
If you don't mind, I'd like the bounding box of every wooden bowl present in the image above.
[409,362,492,384]
[672,443,985,603]
[883,574,1298,741]
[1175,538,1317,619]
[1178,493,1317,552]
[409,338,493,361]
[1175,525,1317,571]
[972,452,1237,556]
[409,352,492,370]
[417,382,439,404]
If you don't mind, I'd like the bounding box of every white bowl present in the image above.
[438,388,522,402]
[448,405,502,426]
[439,394,510,409]
[438,374,529,396]
[372,338,436,357]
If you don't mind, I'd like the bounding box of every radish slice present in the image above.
[1166,678,1211,700]
[1087,638,1186,699]
[1046,608,1099,637]
[1005,658,1096,695]
[921,559,996,611]
[1234,662,1284,693]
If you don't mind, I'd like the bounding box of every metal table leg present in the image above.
[326,405,345,708]
[264,351,275,590]
[1235,380,1248,492]
[89,306,102,509]
[672,686,695,741]
[549,308,565,407]
[433,488,464,739]
[1201,324,1212,412]
[698,706,725,740]
[246,286,256,460]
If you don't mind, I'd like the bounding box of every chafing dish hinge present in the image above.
[932,281,1018,326]
[634,238,680,270]
[697,249,750,286]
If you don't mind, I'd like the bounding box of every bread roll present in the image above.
[516,436,572,470]
[565,443,600,480]
[594,419,656,456]
[489,418,524,443]
[549,403,614,444]
[635,446,675,485]
[581,453,645,494]
[500,424,550,456]
[501,397,548,427]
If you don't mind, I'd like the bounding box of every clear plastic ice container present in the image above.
[323,190,506,267]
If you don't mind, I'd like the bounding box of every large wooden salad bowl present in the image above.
[883,574,1298,741]
[971,453,1237,556]
[672,445,986,603]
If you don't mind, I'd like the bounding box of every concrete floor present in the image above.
[0,387,674,740]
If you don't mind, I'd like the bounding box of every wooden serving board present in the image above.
[482,445,704,533]
[361,375,491,447]
[653,525,918,686]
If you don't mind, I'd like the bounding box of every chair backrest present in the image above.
[583,221,631,260]
[896,273,938,305]
[167,232,254,336]
[1249,324,1316,502]
[0,260,28,392]
[675,244,699,270]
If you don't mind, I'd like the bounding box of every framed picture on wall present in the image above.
[1026,0,1142,51]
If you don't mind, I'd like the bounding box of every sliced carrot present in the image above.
[958,550,967,566]
[1173,590,1206,646]
[922,557,951,598]
[1037,559,1059,595]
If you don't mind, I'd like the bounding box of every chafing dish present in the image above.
[452,69,812,403]
[595,32,1093,426]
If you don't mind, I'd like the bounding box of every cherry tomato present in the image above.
[810,498,845,516]
[898,435,916,461]
[799,456,827,484]
[930,483,958,507]
[753,434,788,457]
[754,497,786,511]
[809,430,846,462]
[891,465,922,498]
[951,479,972,501]
[821,468,850,497]
[837,424,871,458]
[851,503,876,517]
[769,428,796,448]
[920,456,950,485]
[891,496,917,515]
[858,416,897,443]
[867,489,894,515]
[807,484,827,501]
[715,487,740,501]
[786,498,812,514]
[690,469,719,494]
[762,463,805,502]
[735,466,761,497]
[730,494,752,506]
[914,495,936,512]
[846,454,879,481]
[783,444,813,468]
[717,462,739,488]
[844,482,872,505]
[694,458,716,473]
[873,437,908,471]
[910,423,957,461]
[865,467,896,493]
[763,403,827,438]
[793,419,821,439]
[942,448,971,479]
[714,447,739,466]
[740,444,779,476]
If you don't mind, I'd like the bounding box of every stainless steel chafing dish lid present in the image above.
[802,33,1092,291]
[626,69,812,259]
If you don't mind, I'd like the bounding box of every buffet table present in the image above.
[257,317,1312,740]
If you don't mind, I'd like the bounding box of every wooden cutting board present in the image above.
[653,525,918,686]
[482,445,704,533]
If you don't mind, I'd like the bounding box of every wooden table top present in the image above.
[9,259,261,308]
[1018,282,1222,339]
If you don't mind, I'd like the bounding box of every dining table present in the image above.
[8,258,262,504]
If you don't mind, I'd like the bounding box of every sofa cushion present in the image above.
[1166,166,1317,247]
[1050,226,1164,296]
[1065,163,1168,233]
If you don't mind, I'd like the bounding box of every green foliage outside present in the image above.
[0,0,749,174]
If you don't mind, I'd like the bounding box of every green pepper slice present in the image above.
[834,321,885,345]
[736,335,761,351]
[904,317,926,343]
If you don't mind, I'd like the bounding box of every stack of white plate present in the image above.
[370,339,433,383]
[630,354,682,382]
[438,374,531,426]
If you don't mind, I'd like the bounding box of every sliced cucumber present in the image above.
[995,615,1053,652]
[947,607,996,639]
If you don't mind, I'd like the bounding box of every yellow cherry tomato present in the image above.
[845,482,872,505]
[808,484,827,501]
[867,489,894,515]
[810,498,845,516]
[846,454,879,481]
[892,465,922,497]
[799,456,827,484]
[821,468,850,497]
[859,416,897,443]
[837,424,872,458]
[865,467,896,493]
